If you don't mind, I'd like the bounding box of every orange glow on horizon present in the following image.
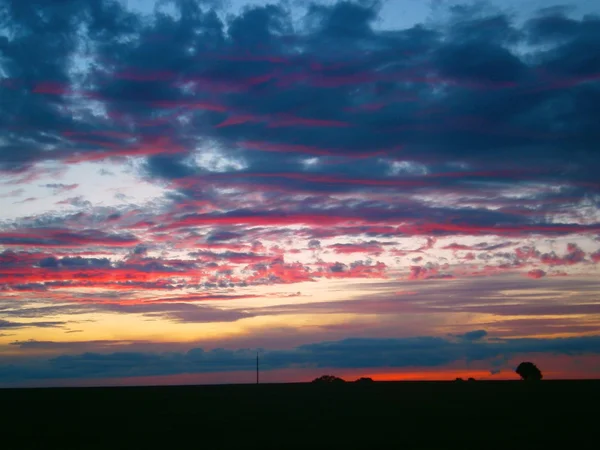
[363,369,515,381]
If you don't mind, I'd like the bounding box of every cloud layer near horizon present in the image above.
[3,333,600,384]
[1,0,600,384]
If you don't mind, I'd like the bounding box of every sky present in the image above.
[1,0,600,387]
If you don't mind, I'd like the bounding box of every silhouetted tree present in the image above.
[312,375,345,383]
[455,377,464,382]
[355,377,374,383]
[516,362,543,381]
[468,377,476,382]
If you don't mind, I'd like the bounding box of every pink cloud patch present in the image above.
[526,269,546,279]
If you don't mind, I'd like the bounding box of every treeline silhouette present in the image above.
[311,362,543,383]
[311,375,374,383]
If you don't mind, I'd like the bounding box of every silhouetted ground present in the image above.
[2,380,598,449]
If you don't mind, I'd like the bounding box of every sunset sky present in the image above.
[1,0,600,387]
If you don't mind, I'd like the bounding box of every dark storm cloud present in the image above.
[2,333,600,383]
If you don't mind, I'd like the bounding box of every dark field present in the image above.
[2,380,598,449]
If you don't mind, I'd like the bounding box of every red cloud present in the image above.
[515,246,540,260]
[398,223,600,236]
[463,252,475,261]
[62,135,186,163]
[0,247,293,291]
[417,237,437,251]
[240,141,398,158]
[113,69,176,82]
[242,172,427,187]
[154,212,362,229]
[153,100,227,112]
[526,269,546,279]
[245,260,315,285]
[215,115,258,128]
[216,113,350,129]
[0,250,51,266]
[539,243,586,266]
[32,82,98,98]
[442,243,472,251]
[63,131,136,140]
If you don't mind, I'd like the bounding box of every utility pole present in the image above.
[256,352,259,384]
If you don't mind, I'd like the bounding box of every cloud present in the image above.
[526,269,546,279]
[13,197,36,204]
[205,231,243,243]
[1,0,600,381]
[455,330,488,341]
[539,243,587,266]
[3,333,600,383]
[0,189,25,198]
[329,241,384,255]
[247,275,600,320]
[0,228,139,247]
[0,319,66,330]
[0,0,597,187]
[55,196,92,208]
[1,1,598,245]
[408,264,454,280]
[42,184,79,195]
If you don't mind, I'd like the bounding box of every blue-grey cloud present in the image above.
[0,319,66,330]
[2,333,600,384]
[455,330,488,341]
[0,0,597,179]
[0,0,598,245]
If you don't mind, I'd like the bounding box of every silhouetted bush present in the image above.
[312,375,346,384]
[516,362,543,381]
[355,377,374,383]
[455,377,464,382]
[468,377,476,382]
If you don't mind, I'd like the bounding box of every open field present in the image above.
[2,380,598,449]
